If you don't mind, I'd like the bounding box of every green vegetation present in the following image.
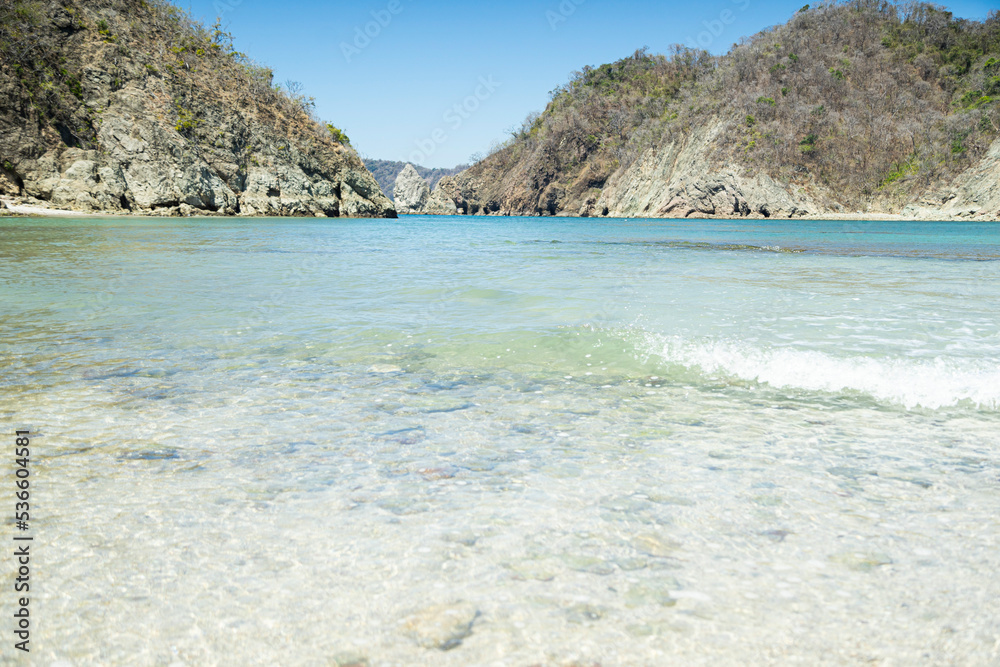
[799,133,818,153]
[96,19,115,42]
[879,157,919,187]
[174,102,199,135]
[325,124,350,146]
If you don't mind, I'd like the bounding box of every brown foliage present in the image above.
[469,1,1000,213]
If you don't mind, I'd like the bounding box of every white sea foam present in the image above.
[637,332,1000,410]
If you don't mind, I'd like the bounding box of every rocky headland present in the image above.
[406,3,1000,221]
[0,0,394,218]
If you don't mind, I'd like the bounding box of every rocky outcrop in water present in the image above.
[392,164,430,214]
[0,0,394,218]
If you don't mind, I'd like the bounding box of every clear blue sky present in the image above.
[181,0,995,168]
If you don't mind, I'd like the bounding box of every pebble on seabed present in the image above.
[631,533,682,557]
[565,603,606,623]
[369,364,403,373]
[330,651,369,667]
[402,601,480,650]
[829,551,893,571]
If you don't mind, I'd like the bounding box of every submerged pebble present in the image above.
[330,652,369,667]
[369,364,403,374]
[561,555,616,576]
[829,551,894,571]
[631,534,682,557]
[623,582,679,608]
[402,601,480,651]
[565,603,606,623]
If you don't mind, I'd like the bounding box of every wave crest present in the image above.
[635,332,1000,410]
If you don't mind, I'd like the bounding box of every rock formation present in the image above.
[591,124,825,219]
[405,3,1000,221]
[392,164,430,214]
[0,0,394,218]
[903,137,1000,219]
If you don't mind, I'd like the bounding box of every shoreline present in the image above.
[4,199,997,223]
[395,210,1000,223]
[1,198,97,218]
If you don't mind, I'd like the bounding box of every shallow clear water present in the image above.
[2,215,999,665]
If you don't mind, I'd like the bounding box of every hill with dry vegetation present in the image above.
[0,0,394,217]
[429,1,1000,219]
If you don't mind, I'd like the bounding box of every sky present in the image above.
[181,0,996,168]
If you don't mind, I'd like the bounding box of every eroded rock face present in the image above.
[0,0,395,219]
[393,164,430,214]
[903,138,1000,220]
[591,124,823,219]
[421,123,829,219]
[417,122,1000,221]
[423,181,459,215]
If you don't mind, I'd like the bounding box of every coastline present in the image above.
[5,198,997,223]
[394,210,1000,222]
[1,198,96,218]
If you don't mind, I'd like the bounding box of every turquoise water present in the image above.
[2,215,999,665]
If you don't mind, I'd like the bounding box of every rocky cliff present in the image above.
[363,158,468,201]
[0,0,394,218]
[392,164,430,214]
[415,2,999,220]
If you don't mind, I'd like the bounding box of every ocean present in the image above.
[2,215,998,665]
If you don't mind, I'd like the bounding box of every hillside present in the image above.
[0,0,394,217]
[363,158,468,201]
[424,1,1000,219]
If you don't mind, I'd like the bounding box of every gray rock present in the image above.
[903,138,1000,220]
[393,164,430,214]
[594,124,820,219]
[424,181,459,215]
